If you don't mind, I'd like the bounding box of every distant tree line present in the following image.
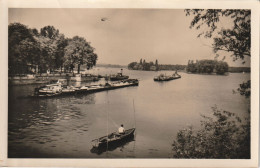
[187,59,229,75]
[128,59,159,71]
[159,64,186,71]
[8,22,98,75]
[96,64,126,68]
[228,67,250,73]
[128,59,186,71]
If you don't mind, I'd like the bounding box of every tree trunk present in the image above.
[77,64,81,74]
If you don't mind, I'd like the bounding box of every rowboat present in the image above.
[91,128,135,148]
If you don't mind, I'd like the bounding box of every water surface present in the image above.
[8,68,250,158]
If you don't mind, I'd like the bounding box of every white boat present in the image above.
[62,86,79,93]
[38,83,62,95]
[80,84,104,91]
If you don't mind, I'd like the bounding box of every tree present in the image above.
[39,26,68,73]
[186,60,197,73]
[140,59,143,65]
[64,36,97,74]
[215,61,229,75]
[237,80,250,98]
[128,62,137,70]
[8,23,39,74]
[36,35,58,73]
[185,9,250,62]
[142,62,150,71]
[55,34,68,72]
[18,38,41,73]
[155,59,158,66]
[40,26,59,39]
[172,106,250,159]
[155,59,159,70]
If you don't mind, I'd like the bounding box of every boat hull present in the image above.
[91,128,135,149]
[154,76,181,81]
[26,79,139,99]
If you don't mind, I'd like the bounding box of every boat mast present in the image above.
[133,99,136,129]
[106,92,109,156]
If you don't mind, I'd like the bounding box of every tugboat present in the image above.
[105,69,129,81]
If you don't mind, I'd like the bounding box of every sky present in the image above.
[9,8,250,67]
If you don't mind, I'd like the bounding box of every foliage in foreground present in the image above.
[185,9,250,61]
[172,106,250,159]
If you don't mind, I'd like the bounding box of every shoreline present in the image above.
[8,73,100,86]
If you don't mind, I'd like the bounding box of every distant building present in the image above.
[150,66,157,71]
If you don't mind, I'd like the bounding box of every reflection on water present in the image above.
[8,68,250,158]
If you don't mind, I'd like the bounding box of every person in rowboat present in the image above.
[118,124,125,135]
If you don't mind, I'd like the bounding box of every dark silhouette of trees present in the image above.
[215,61,229,75]
[8,23,40,74]
[155,59,158,66]
[8,23,98,74]
[155,59,159,70]
[128,62,138,70]
[64,36,97,74]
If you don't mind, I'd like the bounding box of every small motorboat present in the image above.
[91,128,135,148]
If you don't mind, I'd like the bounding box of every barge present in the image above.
[27,79,139,98]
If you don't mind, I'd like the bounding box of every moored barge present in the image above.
[28,79,139,98]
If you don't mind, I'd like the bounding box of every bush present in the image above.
[172,106,250,159]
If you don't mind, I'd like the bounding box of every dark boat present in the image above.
[90,134,135,155]
[105,69,129,81]
[109,73,129,81]
[91,128,135,148]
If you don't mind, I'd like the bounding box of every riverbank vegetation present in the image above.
[172,106,250,158]
[9,23,98,75]
[172,9,251,158]
[186,59,228,75]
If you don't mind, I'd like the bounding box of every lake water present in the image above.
[8,68,250,158]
